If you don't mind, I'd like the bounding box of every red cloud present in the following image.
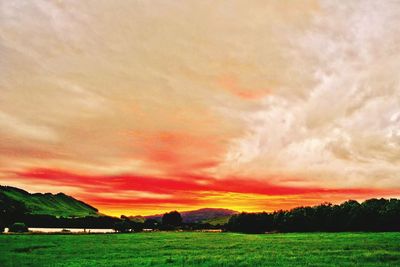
[125,131,224,173]
[14,168,396,199]
[83,197,203,207]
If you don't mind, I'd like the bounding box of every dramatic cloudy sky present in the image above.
[1,0,400,215]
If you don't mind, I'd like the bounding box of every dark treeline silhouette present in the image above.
[0,210,218,233]
[0,192,28,228]
[226,198,400,233]
[112,211,220,232]
[2,197,400,234]
[112,221,142,233]
[160,211,182,230]
[8,222,29,233]
[10,214,122,229]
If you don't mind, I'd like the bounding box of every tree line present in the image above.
[0,206,216,233]
[226,198,400,233]
[2,198,400,233]
[113,211,219,233]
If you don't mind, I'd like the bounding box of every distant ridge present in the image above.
[145,208,238,223]
[0,185,238,221]
[0,185,99,218]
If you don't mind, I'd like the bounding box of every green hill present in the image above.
[0,186,99,218]
[201,215,232,226]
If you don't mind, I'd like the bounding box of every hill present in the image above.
[145,208,238,223]
[201,215,232,226]
[0,186,99,218]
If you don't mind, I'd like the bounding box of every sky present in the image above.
[1,0,400,216]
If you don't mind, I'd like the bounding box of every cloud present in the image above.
[10,168,399,215]
[0,111,58,142]
[220,0,400,189]
[1,1,400,214]
[217,74,271,100]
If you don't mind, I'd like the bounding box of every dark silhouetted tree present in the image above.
[9,222,28,233]
[144,219,159,229]
[227,212,272,233]
[162,211,182,229]
[130,221,144,232]
[0,193,28,226]
[113,221,131,233]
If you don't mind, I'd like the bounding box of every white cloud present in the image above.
[1,0,399,191]
[0,111,58,143]
[220,1,400,188]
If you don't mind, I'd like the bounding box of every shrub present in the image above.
[113,221,131,233]
[0,219,4,233]
[9,222,29,233]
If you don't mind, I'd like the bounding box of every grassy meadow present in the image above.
[1,232,399,266]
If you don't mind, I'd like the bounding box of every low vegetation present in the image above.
[1,232,399,266]
[8,222,29,233]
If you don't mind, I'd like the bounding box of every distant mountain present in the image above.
[0,186,238,222]
[0,186,99,218]
[145,208,238,223]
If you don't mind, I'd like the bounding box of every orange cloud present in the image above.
[217,74,271,100]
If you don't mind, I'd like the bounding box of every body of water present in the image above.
[4,228,114,233]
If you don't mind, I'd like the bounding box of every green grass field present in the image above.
[1,232,399,266]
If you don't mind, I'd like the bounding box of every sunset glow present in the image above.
[1,1,400,216]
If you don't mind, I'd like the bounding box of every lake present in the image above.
[4,228,115,233]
